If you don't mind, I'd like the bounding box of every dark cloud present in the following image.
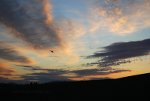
[16,65,50,71]
[0,0,61,49]
[15,65,70,83]
[0,42,32,63]
[16,65,70,74]
[21,69,70,83]
[21,67,130,83]
[73,68,130,76]
[0,77,14,83]
[0,63,131,83]
[88,39,150,67]
[15,64,130,82]
[0,64,70,83]
[17,65,130,77]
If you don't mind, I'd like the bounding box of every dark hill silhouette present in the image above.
[0,73,150,100]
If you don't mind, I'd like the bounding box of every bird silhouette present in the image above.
[50,50,54,53]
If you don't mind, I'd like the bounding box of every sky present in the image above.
[0,0,150,83]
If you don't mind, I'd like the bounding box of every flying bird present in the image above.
[50,50,54,53]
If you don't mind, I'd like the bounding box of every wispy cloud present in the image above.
[20,68,70,83]
[16,65,53,71]
[88,39,150,67]
[73,67,130,76]
[0,63,21,82]
[0,0,85,64]
[0,41,33,63]
[0,0,62,49]
[15,64,130,82]
[88,0,150,35]
[0,63,15,77]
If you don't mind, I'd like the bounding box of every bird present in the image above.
[50,50,54,53]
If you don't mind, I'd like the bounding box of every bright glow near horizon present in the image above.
[0,0,150,83]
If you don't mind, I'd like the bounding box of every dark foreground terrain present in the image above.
[0,73,150,100]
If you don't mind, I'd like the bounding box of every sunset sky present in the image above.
[0,0,150,83]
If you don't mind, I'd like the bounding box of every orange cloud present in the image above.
[69,69,131,81]
[0,62,26,81]
[0,63,14,77]
[88,0,150,35]
[0,41,35,64]
[43,0,53,25]
[0,62,22,81]
[57,19,86,38]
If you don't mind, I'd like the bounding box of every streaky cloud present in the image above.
[0,0,61,49]
[15,65,130,83]
[0,41,33,63]
[73,68,130,76]
[0,63,14,77]
[88,39,150,67]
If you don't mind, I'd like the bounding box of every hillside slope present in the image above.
[0,73,150,99]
